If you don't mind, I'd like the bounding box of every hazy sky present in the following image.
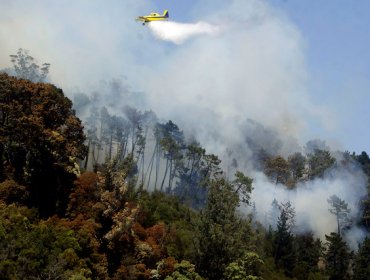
[268,0,370,154]
[153,0,370,153]
[0,0,369,153]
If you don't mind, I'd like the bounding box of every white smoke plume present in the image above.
[147,21,220,44]
[0,0,368,248]
[250,166,368,250]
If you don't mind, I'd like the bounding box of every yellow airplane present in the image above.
[136,10,169,25]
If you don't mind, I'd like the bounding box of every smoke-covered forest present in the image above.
[1,49,370,280]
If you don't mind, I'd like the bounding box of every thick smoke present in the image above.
[250,165,368,250]
[147,21,220,44]
[0,0,368,247]
[142,1,334,163]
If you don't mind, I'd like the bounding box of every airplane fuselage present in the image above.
[136,10,169,24]
[138,16,167,22]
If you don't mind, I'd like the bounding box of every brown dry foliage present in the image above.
[133,222,147,240]
[157,256,177,277]
[0,179,28,203]
[68,172,100,218]
[146,223,166,244]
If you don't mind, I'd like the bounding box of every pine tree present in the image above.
[232,171,253,205]
[288,152,306,182]
[293,232,322,280]
[273,201,296,275]
[307,149,336,179]
[324,232,350,280]
[353,237,370,280]
[264,156,290,185]
[197,177,252,279]
[327,195,351,236]
[9,48,50,82]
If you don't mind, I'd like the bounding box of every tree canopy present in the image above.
[1,58,369,280]
[0,73,86,215]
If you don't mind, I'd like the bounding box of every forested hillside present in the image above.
[1,69,370,280]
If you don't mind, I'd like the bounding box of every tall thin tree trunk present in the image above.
[337,213,341,236]
[122,136,128,160]
[96,144,101,165]
[84,139,91,170]
[141,152,145,189]
[168,158,174,192]
[155,144,160,190]
[131,127,136,155]
[108,134,113,160]
[91,141,97,167]
[145,145,156,190]
[160,158,169,192]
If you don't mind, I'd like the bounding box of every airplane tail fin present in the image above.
[163,10,169,18]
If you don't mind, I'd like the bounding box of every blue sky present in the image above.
[0,0,368,154]
[150,0,370,153]
[268,0,370,153]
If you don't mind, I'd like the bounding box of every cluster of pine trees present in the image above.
[0,50,369,279]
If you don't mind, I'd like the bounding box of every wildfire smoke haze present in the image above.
[0,0,368,251]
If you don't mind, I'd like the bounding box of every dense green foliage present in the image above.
[0,72,369,279]
[0,203,91,279]
[197,177,252,278]
[353,237,370,280]
[273,202,296,276]
[324,232,351,280]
